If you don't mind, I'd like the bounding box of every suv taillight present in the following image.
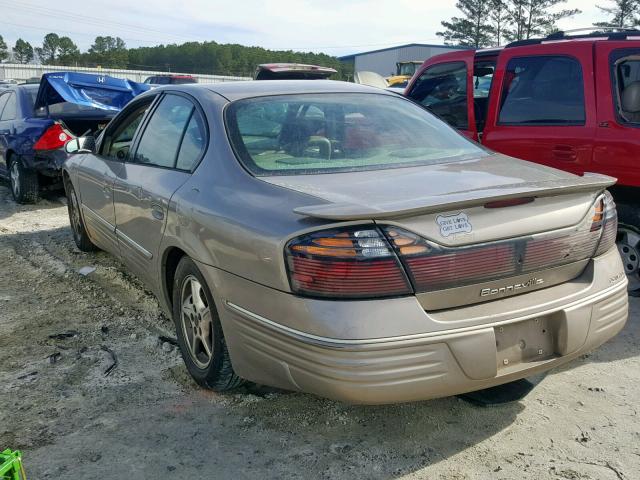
[285,226,412,298]
[33,123,74,151]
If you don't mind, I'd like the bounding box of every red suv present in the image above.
[406,30,640,290]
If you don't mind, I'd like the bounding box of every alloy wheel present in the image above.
[10,162,20,199]
[180,275,214,369]
[617,226,640,291]
[69,188,83,240]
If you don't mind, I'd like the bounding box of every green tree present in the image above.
[0,35,8,62]
[13,38,34,64]
[126,40,352,80]
[87,36,128,68]
[594,0,640,28]
[505,0,581,41]
[57,36,80,65]
[489,0,511,45]
[35,33,60,64]
[437,0,495,47]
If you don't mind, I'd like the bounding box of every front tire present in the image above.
[172,257,243,391]
[9,156,39,204]
[64,179,98,252]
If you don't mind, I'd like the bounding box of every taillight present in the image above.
[594,191,617,256]
[381,192,618,293]
[285,226,412,298]
[383,227,518,291]
[33,123,74,151]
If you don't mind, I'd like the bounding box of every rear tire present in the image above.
[172,257,243,391]
[9,156,39,204]
[64,178,98,252]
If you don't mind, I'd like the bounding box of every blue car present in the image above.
[0,72,148,203]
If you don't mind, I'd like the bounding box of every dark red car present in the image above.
[406,30,640,290]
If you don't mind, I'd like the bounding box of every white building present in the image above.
[339,43,470,77]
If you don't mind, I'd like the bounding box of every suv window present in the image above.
[498,55,585,125]
[0,93,16,120]
[102,97,155,160]
[407,62,468,129]
[612,51,640,124]
[134,94,194,168]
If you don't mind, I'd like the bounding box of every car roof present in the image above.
[164,80,396,102]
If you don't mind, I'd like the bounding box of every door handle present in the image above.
[552,145,577,161]
[150,203,165,221]
[102,185,111,198]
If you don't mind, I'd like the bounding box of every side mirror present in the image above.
[65,136,96,154]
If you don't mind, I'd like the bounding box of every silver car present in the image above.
[62,81,628,404]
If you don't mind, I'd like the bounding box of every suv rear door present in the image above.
[482,43,596,175]
[406,50,477,139]
[593,41,640,188]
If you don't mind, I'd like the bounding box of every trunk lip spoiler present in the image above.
[292,173,616,220]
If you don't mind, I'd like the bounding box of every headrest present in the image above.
[622,81,640,113]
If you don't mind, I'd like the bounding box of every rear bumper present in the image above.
[22,150,67,177]
[197,248,628,404]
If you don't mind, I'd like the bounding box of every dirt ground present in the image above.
[0,182,638,480]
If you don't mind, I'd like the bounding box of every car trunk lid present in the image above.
[262,154,613,242]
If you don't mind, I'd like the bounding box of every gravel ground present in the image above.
[0,182,638,480]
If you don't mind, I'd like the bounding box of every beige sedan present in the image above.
[62,81,628,404]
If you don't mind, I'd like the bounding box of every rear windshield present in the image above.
[225,93,484,176]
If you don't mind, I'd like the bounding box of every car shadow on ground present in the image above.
[0,181,66,222]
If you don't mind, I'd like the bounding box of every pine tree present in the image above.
[0,35,8,62]
[57,37,80,65]
[437,0,495,47]
[35,33,60,64]
[13,39,34,64]
[489,0,511,45]
[87,36,128,68]
[506,0,581,41]
[594,0,640,28]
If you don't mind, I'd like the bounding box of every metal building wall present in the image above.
[0,63,251,84]
[353,46,466,76]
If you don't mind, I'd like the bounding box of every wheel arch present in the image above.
[162,246,189,310]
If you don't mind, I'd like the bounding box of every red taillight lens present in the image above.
[595,191,617,256]
[285,226,412,298]
[33,123,74,151]
[384,227,517,291]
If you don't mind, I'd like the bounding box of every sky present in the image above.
[0,0,607,58]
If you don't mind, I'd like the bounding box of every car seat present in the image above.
[621,81,640,122]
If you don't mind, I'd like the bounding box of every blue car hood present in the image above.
[34,72,150,112]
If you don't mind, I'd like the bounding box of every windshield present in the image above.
[226,93,485,176]
[398,63,419,76]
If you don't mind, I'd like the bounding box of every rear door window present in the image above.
[406,62,469,129]
[498,55,585,125]
[133,94,194,168]
[611,51,640,124]
[0,93,17,120]
[175,109,206,171]
[0,93,9,119]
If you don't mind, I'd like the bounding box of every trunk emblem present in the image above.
[436,212,472,237]
[480,278,544,297]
